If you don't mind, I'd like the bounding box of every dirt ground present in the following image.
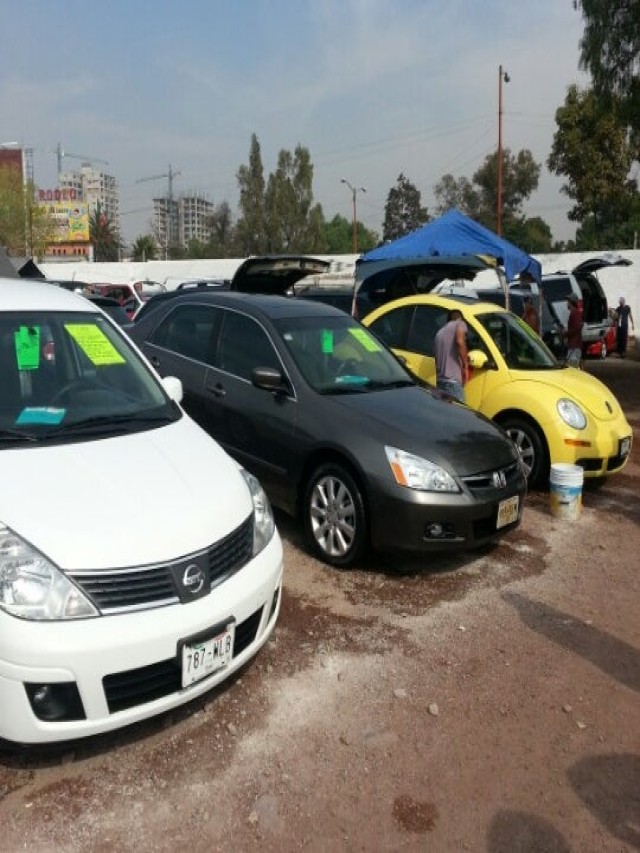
[1,345,639,853]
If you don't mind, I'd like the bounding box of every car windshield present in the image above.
[474,310,560,370]
[0,311,178,445]
[274,315,414,393]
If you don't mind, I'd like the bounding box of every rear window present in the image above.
[540,276,574,302]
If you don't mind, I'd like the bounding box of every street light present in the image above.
[497,65,510,236]
[341,178,366,253]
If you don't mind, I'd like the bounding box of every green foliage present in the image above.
[433,174,481,219]
[434,149,544,241]
[472,149,540,231]
[324,214,378,254]
[263,145,327,253]
[0,167,56,259]
[90,202,121,261]
[132,234,157,262]
[547,84,640,247]
[503,216,553,254]
[576,0,640,133]
[235,133,267,255]
[382,174,429,241]
[0,166,26,254]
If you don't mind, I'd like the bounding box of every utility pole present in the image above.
[497,65,510,236]
[341,178,366,253]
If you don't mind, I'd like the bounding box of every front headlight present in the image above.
[240,469,276,556]
[385,446,460,493]
[0,525,98,620]
[557,398,587,430]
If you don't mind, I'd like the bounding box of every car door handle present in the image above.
[149,355,161,367]
[205,383,226,398]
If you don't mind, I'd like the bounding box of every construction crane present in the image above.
[136,165,181,200]
[52,143,108,175]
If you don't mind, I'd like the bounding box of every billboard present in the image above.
[39,201,90,243]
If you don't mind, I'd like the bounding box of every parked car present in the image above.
[130,258,527,569]
[290,282,373,319]
[472,286,567,360]
[540,253,632,357]
[82,294,134,331]
[0,279,282,744]
[363,293,632,488]
[85,283,144,320]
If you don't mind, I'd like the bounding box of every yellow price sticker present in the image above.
[349,327,381,352]
[65,324,125,366]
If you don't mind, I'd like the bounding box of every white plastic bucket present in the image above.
[549,463,584,520]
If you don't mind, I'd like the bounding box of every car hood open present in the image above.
[572,253,632,275]
[228,255,330,295]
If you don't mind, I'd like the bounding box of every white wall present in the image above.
[39,251,639,328]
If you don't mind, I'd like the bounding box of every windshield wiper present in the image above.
[0,428,39,443]
[365,379,415,390]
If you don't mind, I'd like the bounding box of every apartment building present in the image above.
[152,193,214,252]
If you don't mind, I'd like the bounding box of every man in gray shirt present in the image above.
[434,309,468,402]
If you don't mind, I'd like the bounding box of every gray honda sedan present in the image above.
[131,287,526,567]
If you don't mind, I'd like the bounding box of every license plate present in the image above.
[497,495,519,529]
[620,436,631,458]
[181,622,235,688]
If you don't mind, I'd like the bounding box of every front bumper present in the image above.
[367,465,527,554]
[0,534,283,745]
[551,423,632,478]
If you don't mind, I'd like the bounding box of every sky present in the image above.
[1,0,591,247]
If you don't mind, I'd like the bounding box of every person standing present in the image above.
[615,296,634,357]
[434,309,468,402]
[522,297,540,334]
[566,293,583,369]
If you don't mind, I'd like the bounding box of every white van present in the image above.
[0,280,282,744]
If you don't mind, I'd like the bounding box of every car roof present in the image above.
[366,292,510,318]
[136,289,347,322]
[0,278,98,313]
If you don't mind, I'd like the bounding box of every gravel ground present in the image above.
[1,344,639,853]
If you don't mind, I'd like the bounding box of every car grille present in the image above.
[103,607,264,713]
[460,460,522,495]
[68,515,254,614]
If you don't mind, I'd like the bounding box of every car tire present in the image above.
[303,463,368,567]
[500,416,548,489]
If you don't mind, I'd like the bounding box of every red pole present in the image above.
[497,65,503,236]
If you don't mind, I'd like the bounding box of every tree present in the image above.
[263,144,327,253]
[324,214,378,254]
[575,0,640,132]
[235,134,268,255]
[433,174,481,219]
[382,173,428,241]
[505,216,554,254]
[0,167,56,259]
[90,202,121,261]
[472,149,540,232]
[132,234,157,262]
[433,149,543,240]
[547,84,640,247]
[205,201,237,257]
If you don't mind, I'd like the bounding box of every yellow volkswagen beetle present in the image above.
[363,293,633,487]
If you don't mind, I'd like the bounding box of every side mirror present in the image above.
[162,375,183,403]
[252,366,288,393]
[467,349,489,369]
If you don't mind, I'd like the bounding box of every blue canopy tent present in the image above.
[357,209,542,285]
